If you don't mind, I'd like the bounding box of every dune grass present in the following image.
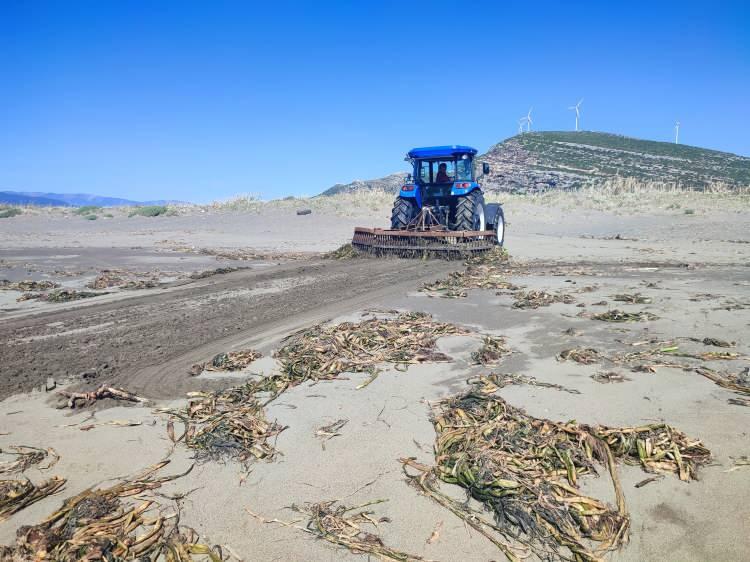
[74,205,102,215]
[128,205,170,217]
[487,177,750,215]
[0,207,22,219]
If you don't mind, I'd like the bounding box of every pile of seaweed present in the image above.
[403,384,710,561]
[0,461,228,561]
[168,312,469,463]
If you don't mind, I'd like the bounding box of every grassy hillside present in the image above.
[320,172,406,196]
[320,131,749,196]
[482,131,750,192]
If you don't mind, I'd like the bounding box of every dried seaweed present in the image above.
[166,385,286,464]
[695,367,750,396]
[591,372,630,384]
[471,336,512,365]
[512,290,575,309]
[557,348,600,364]
[402,386,710,561]
[205,350,262,372]
[57,385,147,409]
[421,249,517,298]
[315,419,349,447]
[248,499,425,561]
[0,280,59,292]
[325,243,363,260]
[304,500,424,561]
[0,447,59,475]
[275,312,468,385]
[169,313,466,465]
[0,461,226,561]
[592,309,658,322]
[189,267,239,279]
[470,373,580,395]
[611,293,652,304]
[18,289,104,303]
[0,477,66,521]
[697,337,734,348]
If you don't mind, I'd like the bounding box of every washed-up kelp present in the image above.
[560,343,749,400]
[404,387,710,562]
[305,500,424,561]
[88,271,159,290]
[421,270,519,299]
[695,367,750,396]
[205,350,263,372]
[324,243,363,260]
[591,309,658,322]
[315,419,348,447]
[0,477,66,521]
[557,348,601,365]
[0,447,59,475]
[591,372,630,384]
[512,290,575,309]
[0,461,227,561]
[166,385,286,464]
[0,280,59,292]
[189,267,239,280]
[57,385,147,409]
[469,373,580,395]
[611,293,652,304]
[471,336,512,365]
[170,313,467,465]
[18,289,103,303]
[275,312,468,385]
[421,249,516,298]
[693,337,734,348]
[248,499,424,562]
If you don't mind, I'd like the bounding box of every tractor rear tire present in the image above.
[453,190,486,231]
[390,197,417,229]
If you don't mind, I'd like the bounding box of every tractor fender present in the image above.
[450,183,480,197]
[485,203,503,229]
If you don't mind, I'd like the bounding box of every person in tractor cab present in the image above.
[435,162,452,183]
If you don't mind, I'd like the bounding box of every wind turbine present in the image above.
[525,107,533,132]
[518,118,526,134]
[674,120,680,144]
[568,99,583,131]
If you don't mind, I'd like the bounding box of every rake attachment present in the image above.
[352,227,496,259]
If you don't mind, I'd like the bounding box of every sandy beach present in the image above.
[0,198,748,561]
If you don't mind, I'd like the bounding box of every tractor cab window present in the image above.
[417,160,456,184]
[418,160,431,183]
[456,157,472,181]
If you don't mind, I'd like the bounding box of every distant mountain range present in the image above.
[0,191,183,207]
[321,131,750,195]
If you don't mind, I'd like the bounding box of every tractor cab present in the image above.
[400,145,484,201]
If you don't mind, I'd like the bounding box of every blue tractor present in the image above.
[352,145,504,258]
[391,145,504,246]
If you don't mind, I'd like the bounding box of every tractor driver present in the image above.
[435,162,452,183]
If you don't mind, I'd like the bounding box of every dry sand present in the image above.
[0,199,748,561]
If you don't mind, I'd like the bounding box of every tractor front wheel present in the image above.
[453,190,486,231]
[390,197,417,229]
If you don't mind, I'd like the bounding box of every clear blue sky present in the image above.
[2,1,748,202]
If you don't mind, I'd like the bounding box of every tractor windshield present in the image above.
[415,157,472,184]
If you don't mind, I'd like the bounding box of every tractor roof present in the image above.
[407,145,478,159]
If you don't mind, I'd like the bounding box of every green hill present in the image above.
[321,131,750,195]
[482,131,750,192]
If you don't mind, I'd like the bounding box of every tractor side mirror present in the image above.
[482,162,490,175]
